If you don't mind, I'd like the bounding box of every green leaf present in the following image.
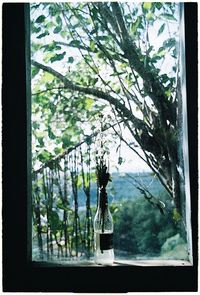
[154,47,166,58]
[161,74,169,83]
[146,13,154,21]
[163,38,176,49]
[130,17,142,35]
[46,21,54,30]
[31,66,40,78]
[54,147,63,155]
[62,134,72,148]
[155,2,162,10]
[157,49,166,57]
[60,30,67,38]
[38,150,51,162]
[50,52,66,63]
[56,45,62,51]
[160,13,177,21]
[92,77,98,85]
[115,87,121,94]
[37,136,44,147]
[97,51,104,59]
[42,43,55,52]
[53,26,62,34]
[90,40,96,51]
[69,40,81,48]
[157,23,165,36]
[37,31,50,39]
[32,25,41,34]
[172,66,177,72]
[48,127,56,140]
[49,6,57,16]
[56,15,62,25]
[143,2,152,11]
[35,15,46,23]
[32,121,40,130]
[43,72,54,82]
[171,48,177,58]
[165,90,171,98]
[172,208,181,223]
[85,98,93,110]
[43,52,55,63]
[68,56,74,63]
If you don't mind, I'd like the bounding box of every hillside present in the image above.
[74,172,167,208]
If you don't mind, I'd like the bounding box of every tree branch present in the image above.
[33,119,124,174]
[32,60,145,129]
[54,40,94,53]
[109,3,173,126]
[32,86,66,96]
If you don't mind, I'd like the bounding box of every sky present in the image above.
[109,141,151,173]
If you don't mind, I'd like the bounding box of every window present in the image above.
[31,2,193,265]
[3,2,198,292]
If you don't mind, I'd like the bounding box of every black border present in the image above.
[2,2,198,292]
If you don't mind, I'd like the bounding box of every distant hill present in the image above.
[73,172,167,208]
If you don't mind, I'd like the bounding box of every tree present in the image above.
[31,3,184,216]
[113,198,180,255]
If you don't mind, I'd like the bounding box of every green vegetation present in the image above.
[113,197,188,259]
[31,2,183,212]
[31,3,189,262]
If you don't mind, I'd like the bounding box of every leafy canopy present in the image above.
[31,3,182,213]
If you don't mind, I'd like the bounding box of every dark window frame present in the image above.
[2,3,198,292]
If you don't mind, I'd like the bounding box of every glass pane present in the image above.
[31,2,192,264]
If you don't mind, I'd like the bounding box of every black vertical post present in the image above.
[2,3,32,290]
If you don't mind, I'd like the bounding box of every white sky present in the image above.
[109,141,151,173]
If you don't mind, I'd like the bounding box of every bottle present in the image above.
[94,187,114,265]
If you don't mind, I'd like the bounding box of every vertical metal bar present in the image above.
[179,3,193,264]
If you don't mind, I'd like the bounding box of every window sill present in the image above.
[32,259,192,267]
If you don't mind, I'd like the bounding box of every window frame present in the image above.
[2,3,198,292]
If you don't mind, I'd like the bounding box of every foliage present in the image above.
[31,2,183,216]
[113,197,184,256]
[31,3,189,262]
